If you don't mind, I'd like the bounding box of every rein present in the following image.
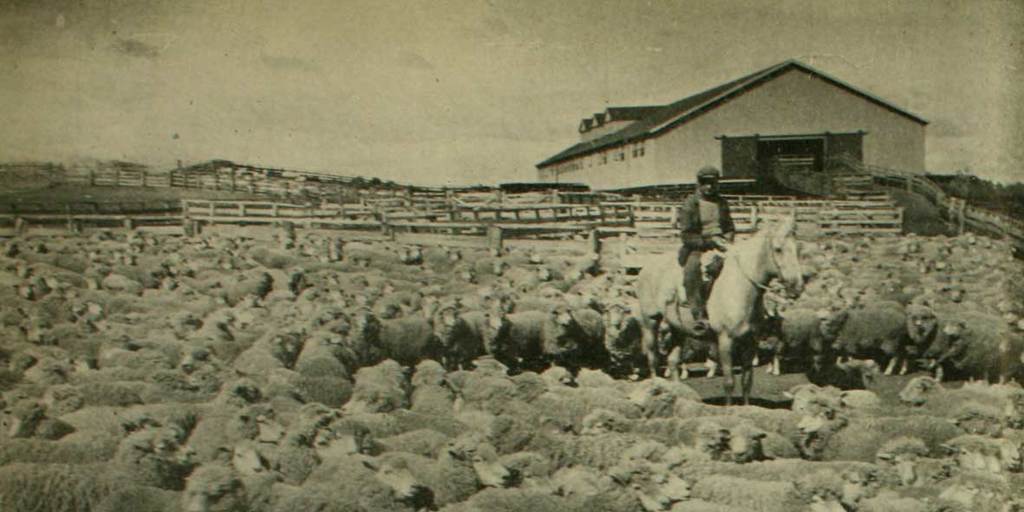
[729,233,778,292]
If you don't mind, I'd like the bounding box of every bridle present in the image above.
[730,231,781,293]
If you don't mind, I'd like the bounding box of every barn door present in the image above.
[720,136,759,178]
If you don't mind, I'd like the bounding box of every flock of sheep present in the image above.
[0,224,1023,512]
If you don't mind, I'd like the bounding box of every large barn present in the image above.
[536,60,927,192]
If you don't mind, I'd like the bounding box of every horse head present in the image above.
[768,216,803,297]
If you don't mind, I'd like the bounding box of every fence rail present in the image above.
[830,155,1024,242]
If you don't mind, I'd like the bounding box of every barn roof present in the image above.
[537,59,928,169]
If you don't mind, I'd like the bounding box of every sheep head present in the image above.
[181,465,246,512]
[898,376,944,406]
[796,409,849,461]
[905,305,938,344]
[479,311,511,359]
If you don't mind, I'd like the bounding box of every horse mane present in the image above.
[723,218,791,286]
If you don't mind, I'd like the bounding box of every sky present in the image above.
[1,0,1022,186]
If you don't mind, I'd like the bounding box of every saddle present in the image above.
[675,249,726,306]
[667,249,724,317]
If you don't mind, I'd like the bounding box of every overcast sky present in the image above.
[1,0,1022,185]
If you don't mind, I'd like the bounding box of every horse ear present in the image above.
[772,215,796,241]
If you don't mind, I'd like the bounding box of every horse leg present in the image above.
[739,338,756,406]
[718,331,735,406]
[705,339,719,378]
[883,356,898,376]
[666,346,683,380]
[640,317,660,380]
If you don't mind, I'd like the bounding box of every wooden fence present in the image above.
[599,195,903,238]
[830,155,1024,242]
[1,192,907,241]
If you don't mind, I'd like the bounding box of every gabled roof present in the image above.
[538,59,928,169]
[604,106,663,122]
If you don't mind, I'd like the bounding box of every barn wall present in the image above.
[539,67,925,189]
[651,69,925,185]
[538,140,658,189]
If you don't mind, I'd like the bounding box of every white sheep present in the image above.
[941,434,1023,474]
[345,359,411,414]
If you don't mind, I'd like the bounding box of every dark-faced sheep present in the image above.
[483,304,608,374]
[431,303,488,371]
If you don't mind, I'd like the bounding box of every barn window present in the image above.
[632,142,645,158]
[600,153,608,165]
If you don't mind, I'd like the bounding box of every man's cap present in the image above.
[697,166,721,182]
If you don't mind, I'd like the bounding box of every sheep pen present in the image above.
[0,227,1022,512]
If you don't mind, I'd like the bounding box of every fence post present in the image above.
[89,168,95,186]
[14,217,26,235]
[750,204,759,231]
[124,218,135,230]
[958,200,966,235]
[588,228,602,256]
[141,170,147,187]
[487,226,504,255]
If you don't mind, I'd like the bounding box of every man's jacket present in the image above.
[677,193,735,251]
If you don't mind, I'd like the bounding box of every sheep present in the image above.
[293,329,356,380]
[1,399,75,440]
[349,306,443,368]
[483,303,609,374]
[180,463,279,512]
[922,310,1023,383]
[92,485,180,512]
[185,404,266,463]
[873,436,934,487]
[888,303,939,375]
[0,462,118,512]
[0,434,119,464]
[796,411,962,463]
[376,428,453,458]
[410,360,456,415]
[834,301,910,375]
[431,303,488,371]
[345,359,411,414]
[805,358,881,390]
[110,423,195,490]
[601,302,645,379]
[219,270,273,306]
[761,307,847,376]
[288,450,436,511]
[625,377,702,419]
[690,475,804,512]
[933,471,1023,511]
[438,488,570,512]
[898,377,1024,428]
[941,434,1023,474]
[100,272,144,295]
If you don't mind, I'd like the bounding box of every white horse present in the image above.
[637,216,804,405]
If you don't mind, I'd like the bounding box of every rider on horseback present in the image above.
[677,166,735,332]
